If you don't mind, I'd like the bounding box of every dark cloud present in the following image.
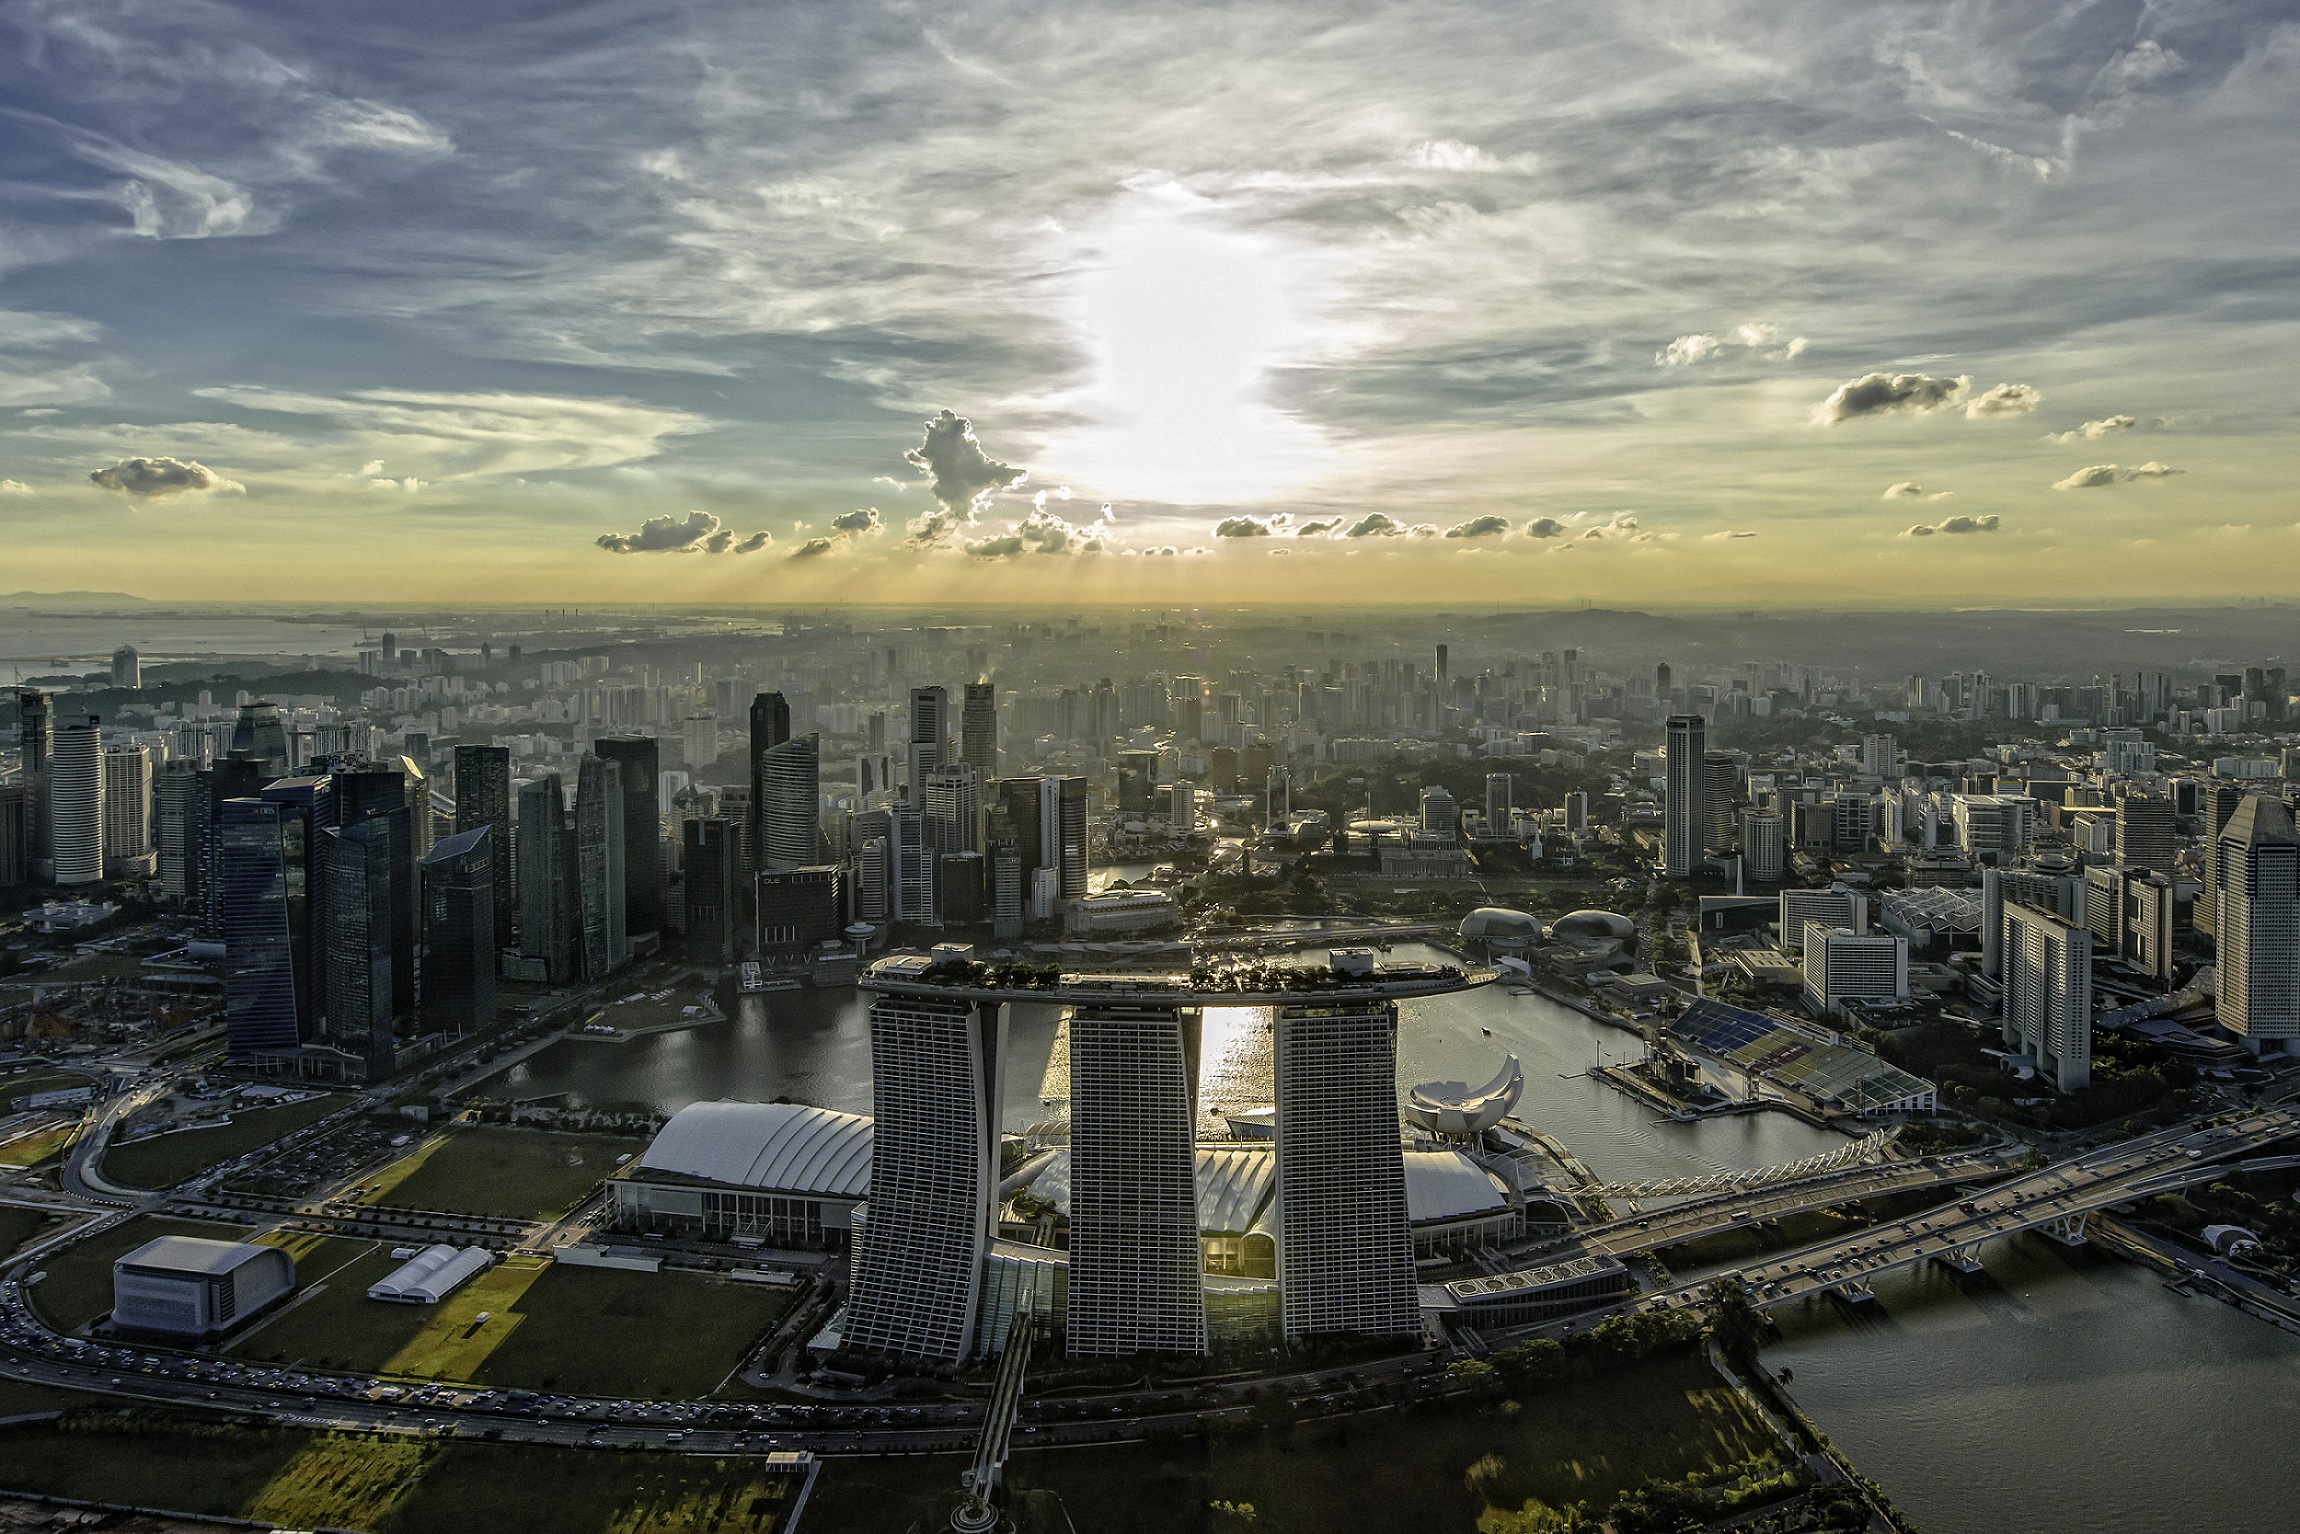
[1295,518,1342,536]
[595,509,771,554]
[1444,515,1511,538]
[789,536,838,558]
[1346,513,1402,537]
[902,409,1024,545]
[1813,372,1969,423]
[830,506,882,534]
[1522,517,1567,539]
[2052,461,2179,489]
[1214,514,1283,537]
[88,455,240,495]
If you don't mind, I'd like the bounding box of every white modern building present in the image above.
[2001,901,2092,1090]
[2214,794,2300,1053]
[101,742,154,879]
[368,1244,494,1304]
[1801,927,1909,1017]
[48,718,103,887]
[1779,888,1866,956]
[111,1236,294,1338]
[613,1099,873,1246]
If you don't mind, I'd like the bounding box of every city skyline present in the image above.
[1,2,2295,605]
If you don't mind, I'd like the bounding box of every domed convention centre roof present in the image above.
[1551,909,1637,941]
[636,1100,873,1197]
[1459,907,1545,942]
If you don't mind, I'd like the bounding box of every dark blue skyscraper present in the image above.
[260,775,337,1034]
[596,735,661,938]
[323,816,397,1076]
[516,773,577,982]
[221,798,299,1061]
[452,744,514,954]
[420,825,496,1037]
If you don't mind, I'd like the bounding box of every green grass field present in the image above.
[0,1204,77,1260]
[237,1253,790,1399]
[0,1417,807,1533]
[101,1095,348,1190]
[24,1214,253,1333]
[366,1128,638,1219]
[811,1351,1780,1533]
[0,1121,78,1169]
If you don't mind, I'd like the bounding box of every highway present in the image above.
[1475,1106,2300,1344]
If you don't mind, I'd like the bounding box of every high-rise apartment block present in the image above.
[1663,714,1705,876]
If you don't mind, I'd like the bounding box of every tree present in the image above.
[1703,1276,1765,1368]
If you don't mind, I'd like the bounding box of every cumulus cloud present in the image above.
[1658,322,1806,366]
[88,456,242,496]
[1882,482,1924,499]
[968,503,1115,557]
[595,509,771,554]
[0,479,31,496]
[1346,513,1404,537]
[1444,515,1512,539]
[1522,517,1568,539]
[1577,512,1645,541]
[1295,518,1342,537]
[1214,513,1285,538]
[830,506,883,535]
[789,536,839,559]
[1905,514,2000,536]
[1813,372,1969,423]
[2046,415,2136,443]
[2052,462,2180,490]
[1704,529,1759,540]
[901,408,1025,545]
[1965,383,2042,418]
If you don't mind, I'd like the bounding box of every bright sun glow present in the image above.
[1047,185,1336,505]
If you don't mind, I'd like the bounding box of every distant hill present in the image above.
[0,590,153,606]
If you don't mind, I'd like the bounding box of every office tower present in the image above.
[334,764,416,1020]
[1273,1000,1419,1340]
[754,689,800,869]
[853,834,890,921]
[17,689,49,775]
[16,690,49,881]
[2082,864,2135,958]
[322,816,397,1074]
[755,864,844,954]
[451,745,514,947]
[2115,795,2175,874]
[994,777,1045,877]
[515,775,576,982]
[595,736,661,939]
[1562,790,1588,834]
[1418,785,1459,837]
[1483,773,1512,832]
[420,826,497,1036]
[922,763,980,856]
[221,798,299,1060]
[1655,661,1672,695]
[575,755,628,979]
[960,681,998,782]
[2002,901,2092,1090]
[1703,754,1739,854]
[844,992,1006,1362]
[1740,810,1785,883]
[1066,1004,1206,1356]
[110,645,140,690]
[759,733,821,871]
[890,802,933,922]
[0,786,25,887]
[1116,750,1157,815]
[987,825,1022,938]
[2214,794,2300,1051]
[230,702,288,778]
[907,685,948,793]
[154,760,197,899]
[48,719,102,887]
[398,755,434,862]
[683,816,738,964]
[1434,643,1449,686]
[1042,775,1087,898]
[260,774,336,1035]
[100,743,153,878]
[1170,781,1197,834]
[1779,888,1865,955]
[1663,715,1705,876]
[194,758,264,936]
[1802,928,1909,1016]
[2130,873,2177,985]
[680,713,717,770]
[1861,733,1898,779]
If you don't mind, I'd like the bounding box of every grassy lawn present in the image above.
[0,1120,78,1168]
[0,1204,80,1260]
[101,1095,348,1190]
[24,1214,253,1333]
[812,1351,1780,1533]
[0,1417,806,1533]
[0,1069,95,1106]
[365,1128,638,1219]
[238,1253,789,1399]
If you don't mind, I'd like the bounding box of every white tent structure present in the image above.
[368,1244,494,1304]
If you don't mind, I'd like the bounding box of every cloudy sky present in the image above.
[0,0,2293,607]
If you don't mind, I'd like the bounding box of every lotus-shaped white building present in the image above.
[1405,1056,1523,1136]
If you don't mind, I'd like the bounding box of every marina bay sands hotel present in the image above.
[842,949,1495,1363]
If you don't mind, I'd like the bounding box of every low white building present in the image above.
[1061,888,1179,938]
[368,1244,494,1304]
[613,1100,872,1248]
